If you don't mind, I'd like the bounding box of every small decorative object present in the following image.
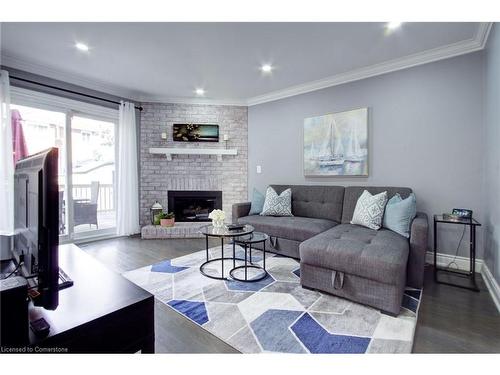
[223,134,229,149]
[159,212,175,227]
[451,208,473,219]
[173,124,219,142]
[304,107,368,176]
[208,209,226,228]
[442,213,462,221]
[150,201,163,225]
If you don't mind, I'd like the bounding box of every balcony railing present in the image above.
[72,184,114,212]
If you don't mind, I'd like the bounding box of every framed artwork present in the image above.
[303,107,368,176]
[173,124,219,142]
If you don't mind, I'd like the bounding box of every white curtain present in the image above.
[116,101,140,235]
[0,70,14,235]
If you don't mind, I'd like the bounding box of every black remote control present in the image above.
[227,224,244,230]
[30,317,50,337]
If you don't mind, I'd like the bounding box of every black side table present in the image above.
[433,215,481,291]
[230,232,269,282]
[199,224,254,280]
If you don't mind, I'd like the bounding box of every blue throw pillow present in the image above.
[383,193,417,238]
[249,188,265,215]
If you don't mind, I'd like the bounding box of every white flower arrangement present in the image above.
[208,209,225,228]
[208,209,225,221]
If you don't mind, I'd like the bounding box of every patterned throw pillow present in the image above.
[350,190,388,230]
[260,187,293,216]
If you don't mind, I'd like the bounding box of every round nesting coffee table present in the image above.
[199,224,254,280]
[230,232,269,282]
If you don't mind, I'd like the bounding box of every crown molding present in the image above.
[1,53,144,101]
[476,22,493,49]
[247,22,493,106]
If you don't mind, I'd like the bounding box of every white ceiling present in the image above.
[0,22,492,105]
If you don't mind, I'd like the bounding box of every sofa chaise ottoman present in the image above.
[232,185,428,315]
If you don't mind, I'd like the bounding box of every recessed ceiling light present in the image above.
[386,22,403,30]
[75,42,89,52]
[261,64,273,73]
[195,88,205,96]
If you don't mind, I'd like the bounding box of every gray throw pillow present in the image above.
[350,190,388,230]
[260,187,293,216]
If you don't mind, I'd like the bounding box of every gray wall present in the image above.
[483,24,500,283]
[248,52,485,257]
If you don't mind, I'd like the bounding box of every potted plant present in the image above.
[159,212,175,227]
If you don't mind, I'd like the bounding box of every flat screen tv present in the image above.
[13,147,60,310]
[173,123,219,142]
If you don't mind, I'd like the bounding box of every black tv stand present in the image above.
[58,267,73,290]
[28,244,154,353]
[2,244,154,352]
[18,267,74,291]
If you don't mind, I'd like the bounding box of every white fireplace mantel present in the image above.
[149,147,238,161]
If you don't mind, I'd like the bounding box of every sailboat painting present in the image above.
[304,108,368,176]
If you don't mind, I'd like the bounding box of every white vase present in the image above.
[212,219,224,228]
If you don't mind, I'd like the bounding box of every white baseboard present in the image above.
[426,251,500,313]
[481,263,500,313]
[425,251,483,272]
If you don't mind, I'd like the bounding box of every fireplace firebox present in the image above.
[168,191,222,222]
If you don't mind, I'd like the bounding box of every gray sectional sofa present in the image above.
[232,185,428,315]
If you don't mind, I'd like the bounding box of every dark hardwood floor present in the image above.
[81,236,238,353]
[80,236,500,353]
[413,265,500,353]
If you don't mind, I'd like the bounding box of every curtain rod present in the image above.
[9,75,143,111]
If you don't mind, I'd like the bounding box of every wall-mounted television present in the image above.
[173,124,219,142]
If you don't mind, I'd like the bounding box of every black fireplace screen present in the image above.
[168,191,222,222]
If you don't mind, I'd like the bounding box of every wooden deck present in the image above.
[73,210,116,234]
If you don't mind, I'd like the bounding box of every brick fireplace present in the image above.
[139,102,248,238]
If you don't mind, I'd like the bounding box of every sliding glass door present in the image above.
[70,114,116,239]
[11,91,118,242]
[10,104,69,238]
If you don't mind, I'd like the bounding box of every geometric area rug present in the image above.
[123,245,422,354]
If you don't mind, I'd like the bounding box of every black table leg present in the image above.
[263,240,266,271]
[205,235,209,262]
[244,243,248,281]
[434,220,438,281]
[221,237,224,279]
[471,224,478,289]
[233,240,236,269]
